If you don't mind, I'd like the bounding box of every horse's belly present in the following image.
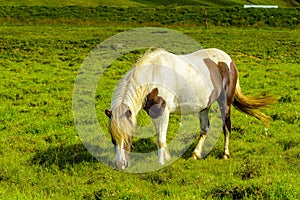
[170,102,204,115]
[155,81,208,115]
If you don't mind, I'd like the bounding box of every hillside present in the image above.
[0,5,298,28]
[0,0,299,7]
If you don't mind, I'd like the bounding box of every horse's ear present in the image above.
[105,109,112,118]
[125,110,132,118]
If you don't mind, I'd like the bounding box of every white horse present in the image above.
[105,48,274,170]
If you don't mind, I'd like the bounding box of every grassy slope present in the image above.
[0,0,299,7]
[0,5,299,29]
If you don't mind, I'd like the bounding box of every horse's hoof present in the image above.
[222,153,230,159]
[192,153,201,160]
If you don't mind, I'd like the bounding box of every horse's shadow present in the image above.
[131,138,157,153]
[132,136,224,160]
[30,137,223,170]
[181,142,224,160]
[30,143,96,170]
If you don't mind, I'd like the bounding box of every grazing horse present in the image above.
[105,48,275,170]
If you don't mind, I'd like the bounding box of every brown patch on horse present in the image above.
[203,58,238,107]
[143,88,166,119]
[227,61,238,104]
[216,62,230,86]
[203,58,223,107]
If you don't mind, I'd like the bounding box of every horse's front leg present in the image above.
[152,111,171,165]
[192,108,210,159]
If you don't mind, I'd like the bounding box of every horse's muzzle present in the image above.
[115,158,129,170]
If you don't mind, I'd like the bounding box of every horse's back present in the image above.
[181,48,232,70]
[134,49,218,113]
[130,48,234,114]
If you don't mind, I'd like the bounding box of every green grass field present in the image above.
[0,1,300,199]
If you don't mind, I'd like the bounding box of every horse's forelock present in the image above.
[109,105,134,146]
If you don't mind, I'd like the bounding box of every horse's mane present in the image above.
[110,49,170,144]
[135,48,167,68]
[111,48,166,111]
[110,68,135,109]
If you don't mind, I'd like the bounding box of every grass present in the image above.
[0,6,299,28]
[0,0,299,7]
[0,2,299,199]
[0,24,299,199]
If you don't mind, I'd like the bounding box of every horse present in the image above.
[105,48,275,170]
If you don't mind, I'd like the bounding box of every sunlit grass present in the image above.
[0,25,299,199]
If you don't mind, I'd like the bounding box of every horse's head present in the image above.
[105,104,135,170]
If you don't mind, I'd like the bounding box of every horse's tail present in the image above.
[233,80,276,126]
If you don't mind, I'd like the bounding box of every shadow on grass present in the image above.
[131,138,157,153]
[132,135,224,160]
[180,138,224,160]
[30,143,96,170]
[30,137,224,171]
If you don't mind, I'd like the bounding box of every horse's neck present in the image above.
[111,69,148,117]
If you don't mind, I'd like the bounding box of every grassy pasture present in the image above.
[0,24,299,199]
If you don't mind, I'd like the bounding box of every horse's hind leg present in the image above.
[192,108,210,159]
[223,105,231,159]
[218,92,231,159]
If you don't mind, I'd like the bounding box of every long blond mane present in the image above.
[111,49,166,114]
[109,50,166,144]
